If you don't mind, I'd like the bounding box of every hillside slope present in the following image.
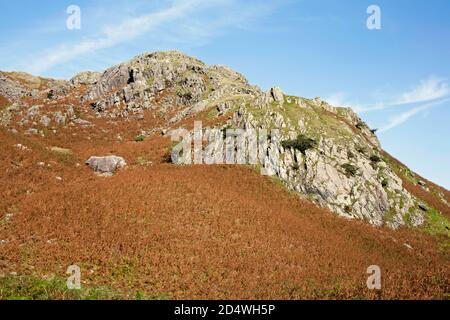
[0,51,449,299]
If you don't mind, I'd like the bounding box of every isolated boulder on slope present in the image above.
[85,156,126,175]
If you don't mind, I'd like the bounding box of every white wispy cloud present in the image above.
[325,77,450,133]
[27,0,211,74]
[326,76,450,113]
[378,97,450,133]
[395,76,450,105]
[354,76,450,113]
[26,0,276,75]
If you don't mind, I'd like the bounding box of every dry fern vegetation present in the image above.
[0,95,10,108]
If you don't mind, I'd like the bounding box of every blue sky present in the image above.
[0,0,449,188]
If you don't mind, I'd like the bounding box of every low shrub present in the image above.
[341,163,358,177]
[370,155,381,163]
[281,134,317,155]
[135,134,146,142]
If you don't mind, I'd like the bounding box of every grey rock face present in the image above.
[82,64,130,103]
[226,93,424,229]
[81,51,260,119]
[85,156,127,175]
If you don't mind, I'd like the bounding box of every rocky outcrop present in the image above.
[165,81,425,228]
[226,94,424,229]
[81,51,260,119]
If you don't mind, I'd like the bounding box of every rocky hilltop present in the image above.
[1,51,448,230]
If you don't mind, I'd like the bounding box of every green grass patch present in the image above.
[246,96,355,143]
[0,274,173,300]
[0,275,119,300]
[423,206,450,238]
[385,156,419,185]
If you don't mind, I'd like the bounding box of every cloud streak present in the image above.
[354,76,450,113]
[378,97,450,133]
[26,0,275,75]
[28,0,211,74]
[325,77,450,134]
[395,76,449,105]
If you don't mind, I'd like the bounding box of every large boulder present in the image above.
[85,156,126,175]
